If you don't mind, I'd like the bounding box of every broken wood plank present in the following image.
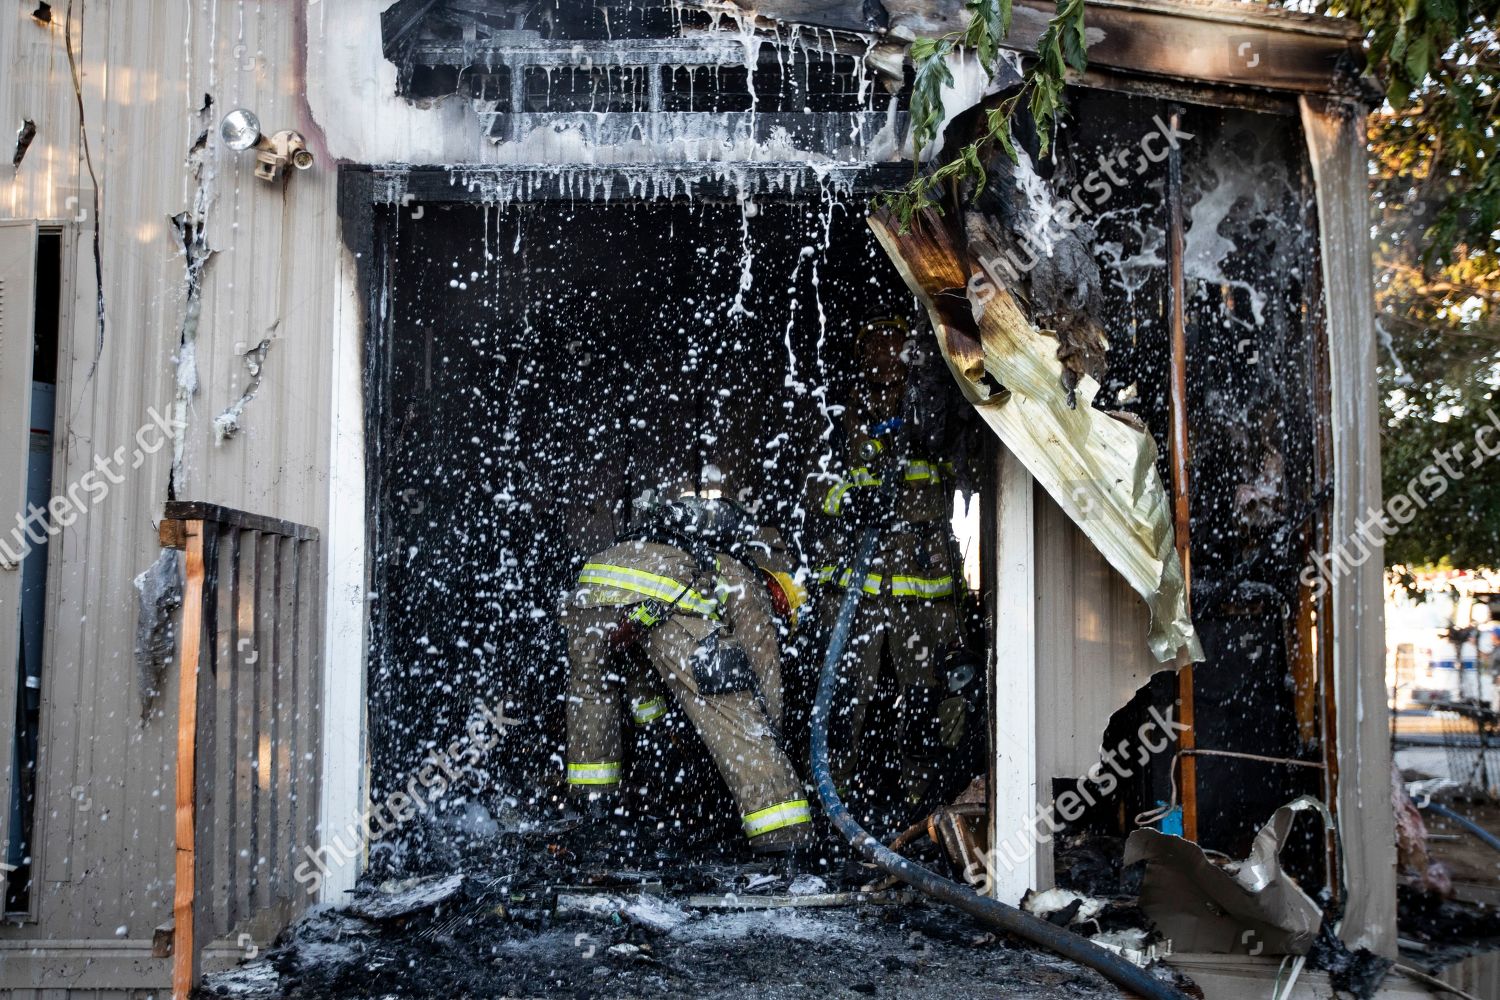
[159,518,187,550]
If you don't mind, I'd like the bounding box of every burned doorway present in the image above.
[360,183,988,874]
[1030,89,1332,885]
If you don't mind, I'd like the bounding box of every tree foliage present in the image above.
[879,0,1086,230]
[1347,0,1500,568]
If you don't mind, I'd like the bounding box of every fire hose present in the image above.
[808,519,1191,1000]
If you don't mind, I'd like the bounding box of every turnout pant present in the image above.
[563,606,812,850]
[835,595,962,799]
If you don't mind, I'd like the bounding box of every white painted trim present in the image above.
[0,220,39,871]
[316,246,370,904]
[990,446,1038,903]
[1300,95,1396,958]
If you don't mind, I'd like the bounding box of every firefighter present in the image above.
[815,316,965,808]
[560,484,813,855]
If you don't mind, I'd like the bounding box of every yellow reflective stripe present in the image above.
[578,563,719,617]
[743,798,813,837]
[835,568,883,595]
[815,566,837,584]
[630,697,666,725]
[823,468,881,516]
[822,478,859,515]
[890,574,955,599]
[567,761,621,785]
[826,569,951,598]
[825,460,942,515]
[628,603,665,627]
[822,481,849,516]
[904,460,938,481]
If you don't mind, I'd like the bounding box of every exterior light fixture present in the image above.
[219,108,262,150]
[219,108,315,182]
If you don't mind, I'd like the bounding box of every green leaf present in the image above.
[909,38,956,160]
[910,36,944,62]
[1386,73,1411,108]
[963,0,1004,69]
[1063,0,1089,71]
[1390,21,1409,62]
[989,108,1020,165]
[998,121,1019,165]
[885,0,1092,218]
[1404,33,1432,85]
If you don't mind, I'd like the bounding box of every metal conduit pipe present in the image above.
[808,522,1191,1000]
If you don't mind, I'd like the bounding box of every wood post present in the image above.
[1164,106,1199,843]
[173,522,205,999]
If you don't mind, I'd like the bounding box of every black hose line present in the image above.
[809,523,1191,1000]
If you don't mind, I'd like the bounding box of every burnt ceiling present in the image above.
[379,0,917,160]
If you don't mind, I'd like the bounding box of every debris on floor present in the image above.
[195,869,1148,1000]
[345,873,466,921]
[1020,887,1168,968]
[1395,775,1500,986]
[1123,796,1330,956]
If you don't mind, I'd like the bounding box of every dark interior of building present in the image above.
[363,195,995,870]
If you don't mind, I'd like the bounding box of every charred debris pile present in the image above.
[196,816,1185,1000]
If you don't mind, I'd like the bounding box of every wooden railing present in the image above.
[160,502,322,998]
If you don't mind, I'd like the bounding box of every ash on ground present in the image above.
[195,828,1151,1000]
[199,892,1127,1000]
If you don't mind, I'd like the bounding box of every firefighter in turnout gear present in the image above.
[816,316,965,807]
[561,484,813,853]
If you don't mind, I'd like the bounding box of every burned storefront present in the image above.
[0,0,1428,997]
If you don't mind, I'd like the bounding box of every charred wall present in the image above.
[1045,91,1326,862]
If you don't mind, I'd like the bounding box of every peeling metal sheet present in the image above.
[1123,796,1331,955]
[169,103,217,497]
[868,208,1201,663]
[133,547,183,717]
[214,335,274,443]
[12,118,35,167]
